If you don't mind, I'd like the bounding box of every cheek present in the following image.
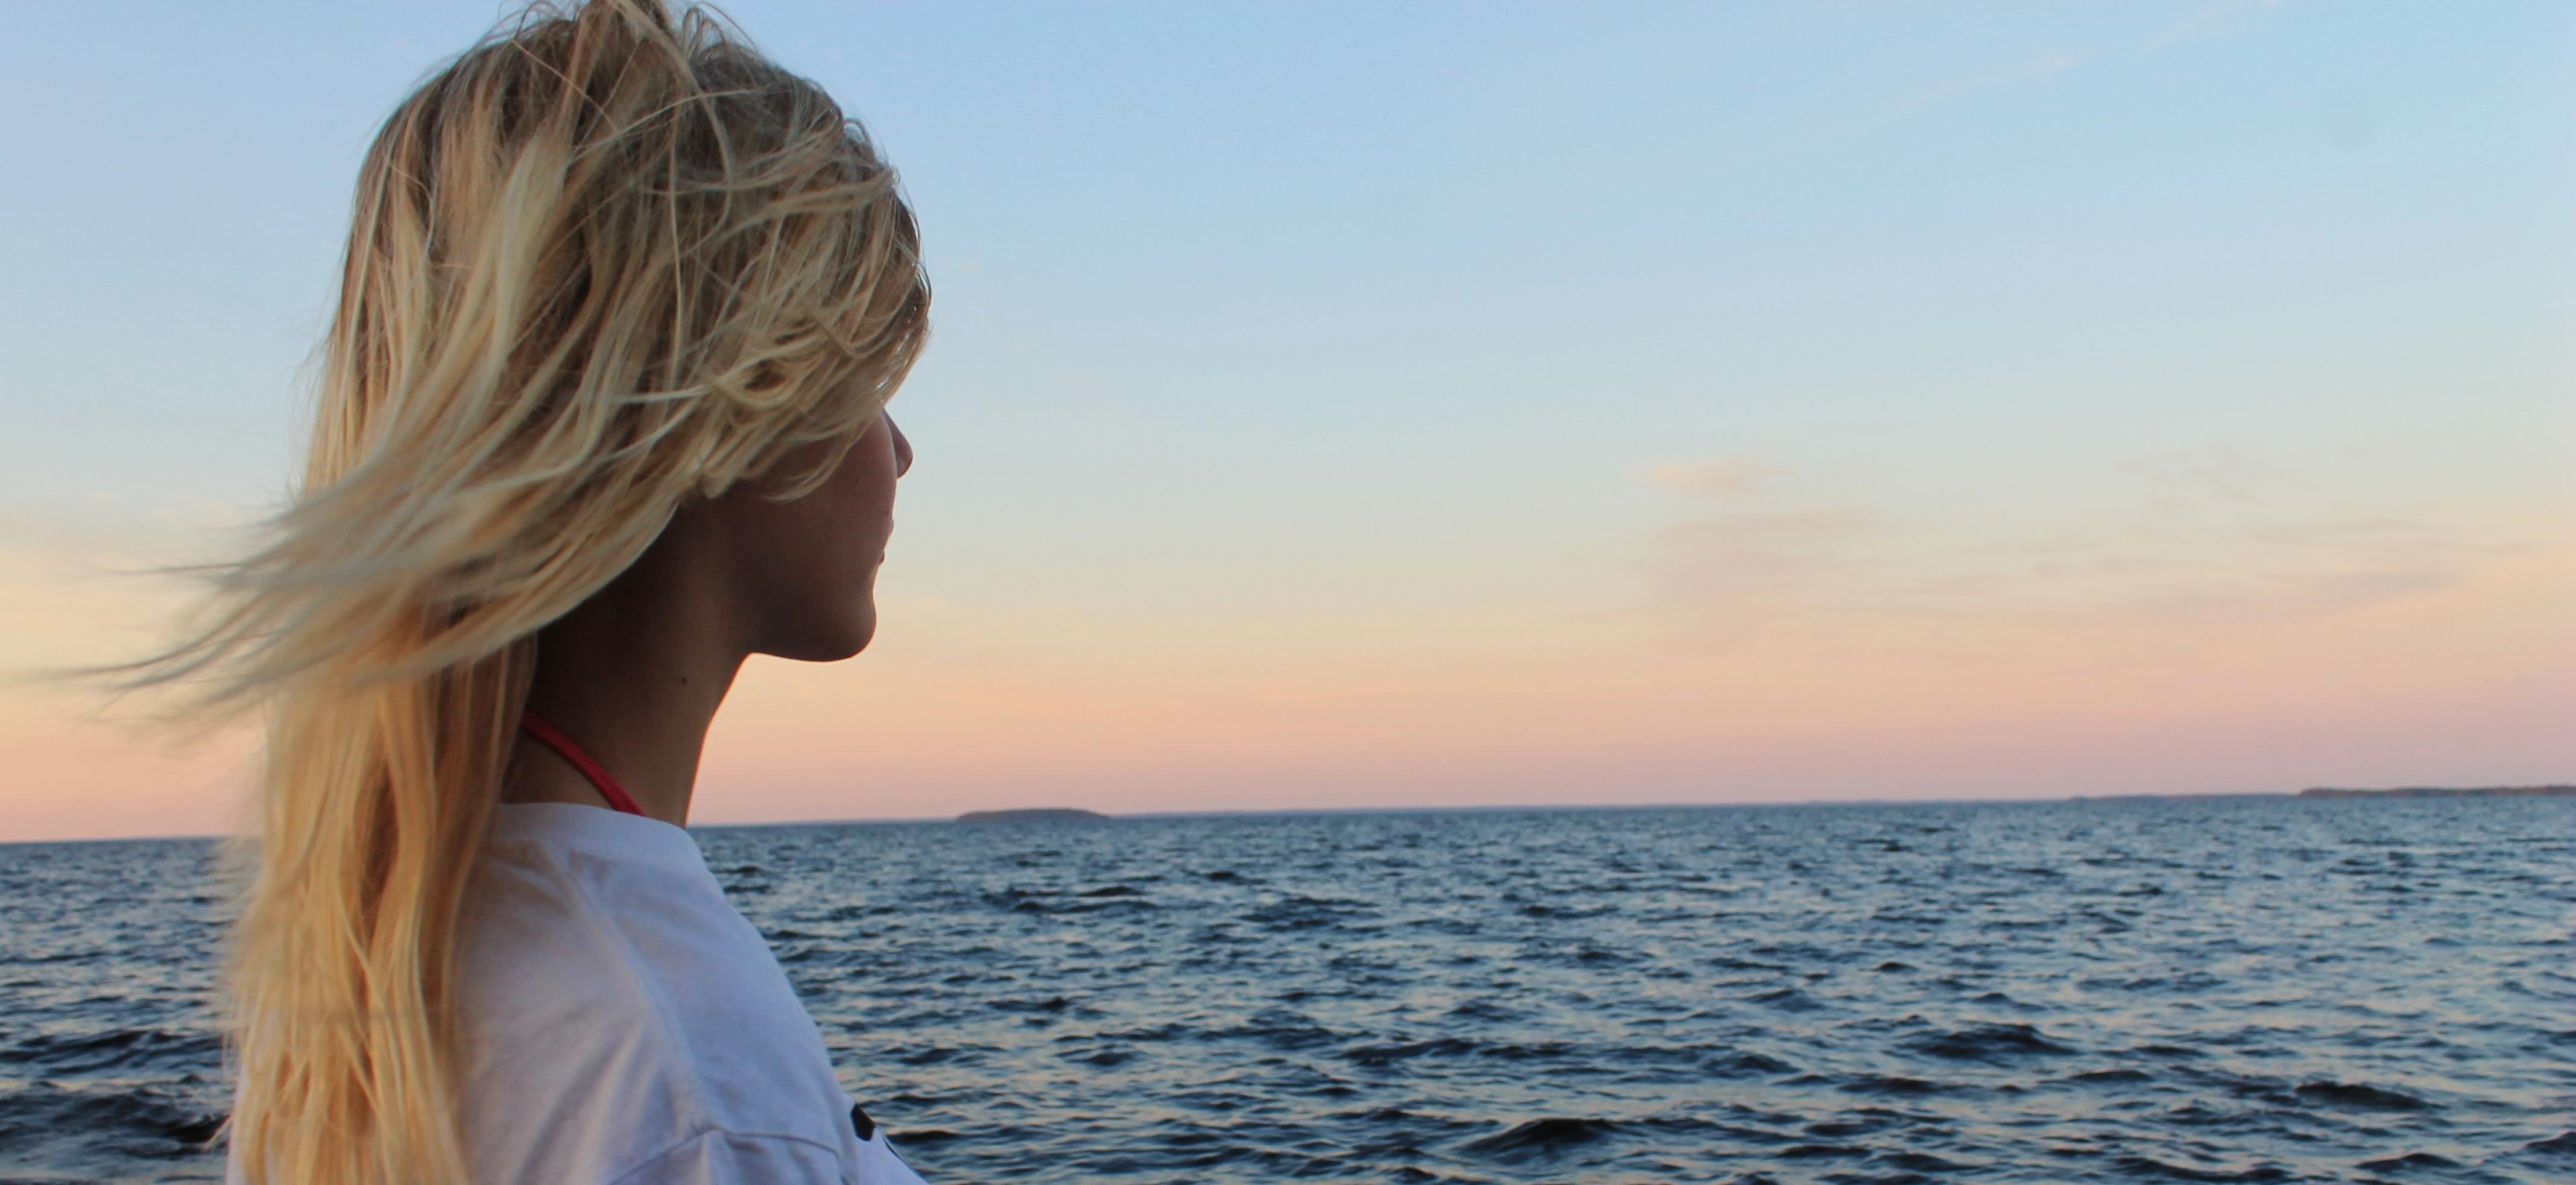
[820,464,892,554]
[797,459,891,593]
[780,491,878,593]
[743,514,879,661]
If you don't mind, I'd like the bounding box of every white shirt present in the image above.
[226,802,927,1184]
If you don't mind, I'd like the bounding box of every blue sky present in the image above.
[4,1,2570,839]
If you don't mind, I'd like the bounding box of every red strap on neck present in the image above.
[518,711,648,817]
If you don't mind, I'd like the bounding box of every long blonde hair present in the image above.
[96,1,928,1179]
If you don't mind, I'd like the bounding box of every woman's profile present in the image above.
[100,0,932,1180]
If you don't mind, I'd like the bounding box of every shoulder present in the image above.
[454,823,862,1181]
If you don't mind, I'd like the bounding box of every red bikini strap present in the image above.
[517,711,648,817]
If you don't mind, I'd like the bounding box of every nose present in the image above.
[888,414,913,478]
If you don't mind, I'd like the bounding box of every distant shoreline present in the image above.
[2293,784,2575,800]
[955,807,1112,825]
[947,788,2576,823]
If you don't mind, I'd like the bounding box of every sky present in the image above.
[2,1,2570,841]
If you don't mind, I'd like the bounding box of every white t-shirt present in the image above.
[226,802,927,1184]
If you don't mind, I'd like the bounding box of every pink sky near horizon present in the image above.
[10,494,2569,842]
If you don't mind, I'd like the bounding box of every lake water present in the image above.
[4,797,2571,1183]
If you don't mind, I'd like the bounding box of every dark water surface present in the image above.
[4,797,2571,1183]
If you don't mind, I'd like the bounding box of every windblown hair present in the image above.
[99,1,928,1180]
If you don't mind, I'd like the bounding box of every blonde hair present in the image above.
[96,1,928,1179]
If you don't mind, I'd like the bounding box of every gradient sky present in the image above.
[3,1,2570,841]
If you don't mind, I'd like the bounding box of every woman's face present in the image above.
[707,408,914,662]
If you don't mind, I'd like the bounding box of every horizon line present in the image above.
[13,784,2567,847]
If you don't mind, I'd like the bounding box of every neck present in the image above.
[504,548,746,828]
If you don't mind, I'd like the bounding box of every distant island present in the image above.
[955,807,1113,824]
[2296,785,2575,800]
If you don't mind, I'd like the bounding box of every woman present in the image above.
[110,1,933,1180]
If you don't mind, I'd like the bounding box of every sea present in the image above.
[2,796,2569,1184]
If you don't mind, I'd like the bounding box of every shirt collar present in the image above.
[487,801,709,871]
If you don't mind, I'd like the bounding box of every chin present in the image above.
[768,607,877,663]
[818,614,878,662]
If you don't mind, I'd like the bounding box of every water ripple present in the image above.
[2,797,2570,1182]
